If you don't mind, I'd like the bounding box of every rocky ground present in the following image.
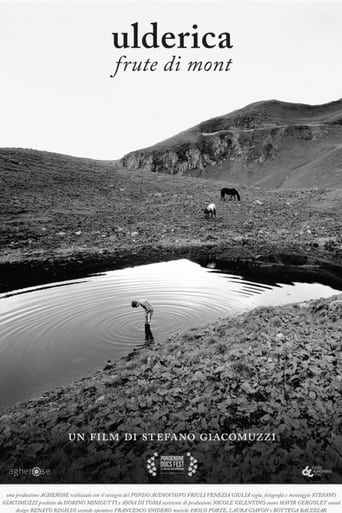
[0,148,342,483]
[0,295,341,483]
[1,148,342,290]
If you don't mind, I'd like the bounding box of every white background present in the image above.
[0,0,342,159]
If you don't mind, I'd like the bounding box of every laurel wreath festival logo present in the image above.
[146,452,198,477]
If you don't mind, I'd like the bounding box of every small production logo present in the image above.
[302,465,332,478]
[9,466,51,478]
[146,452,198,477]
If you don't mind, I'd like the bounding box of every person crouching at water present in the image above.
[131,299,154,324]
[131,299,154,343]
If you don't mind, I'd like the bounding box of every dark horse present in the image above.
[221,188,240,201]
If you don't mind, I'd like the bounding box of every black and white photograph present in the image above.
[0,0,342,492]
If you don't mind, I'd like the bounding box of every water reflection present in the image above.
[0,258,341,409]
[145,322,154,343]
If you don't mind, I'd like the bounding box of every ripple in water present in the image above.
[0,258,340,408]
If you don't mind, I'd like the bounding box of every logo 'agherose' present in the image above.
[9,466,51,478]
[146,452,198,477]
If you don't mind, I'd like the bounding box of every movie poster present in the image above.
[0,0,342,506]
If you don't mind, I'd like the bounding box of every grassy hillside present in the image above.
[121,99,342,188]
[1,147,342,282]
[191,98,342,134]
[145,98,342,151]
[1,148,342,485]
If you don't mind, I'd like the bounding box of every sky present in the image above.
[0,0,341,160]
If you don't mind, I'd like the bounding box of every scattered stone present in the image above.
[328,300,342,310]
[0,293,341,483]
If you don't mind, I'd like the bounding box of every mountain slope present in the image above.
[121,99,342,188]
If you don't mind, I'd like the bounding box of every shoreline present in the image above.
[0,292,341,483]
[1,155,342,482]
[2,237,342,293]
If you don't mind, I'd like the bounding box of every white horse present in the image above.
[204,203,216,219]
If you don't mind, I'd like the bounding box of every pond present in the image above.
[0,258,341,409]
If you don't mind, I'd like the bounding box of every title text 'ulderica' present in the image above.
[112,22,233,50]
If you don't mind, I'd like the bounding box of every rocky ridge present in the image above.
[121,99,342,188]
